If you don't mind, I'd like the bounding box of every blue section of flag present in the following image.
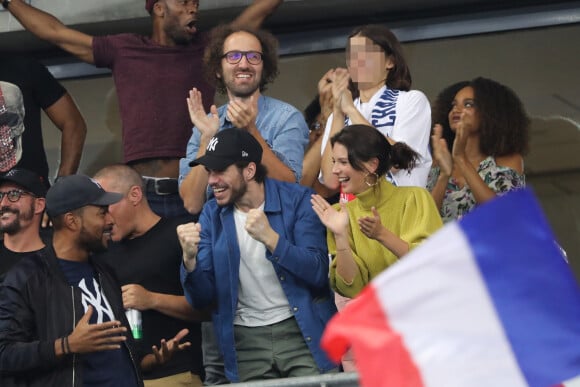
[460,189,580,387]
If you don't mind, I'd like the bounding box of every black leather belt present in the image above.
[143,177,179,195]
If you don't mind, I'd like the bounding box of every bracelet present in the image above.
[64,335,71,354]
[60,337,66,355]
[2,0,11,10]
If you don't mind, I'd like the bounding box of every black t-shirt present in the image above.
[0,229,53,283]
[0,56,66,186]
[98,217,203,379]
[58,259,139,387]
[0,243,44,283]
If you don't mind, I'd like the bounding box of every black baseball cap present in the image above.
[46,174,123,218]
[0,168,47,197]
[190,129,263,170]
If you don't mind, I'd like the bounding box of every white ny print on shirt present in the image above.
[78,278,115,323]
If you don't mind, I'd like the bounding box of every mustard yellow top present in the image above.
[328,178,443,298]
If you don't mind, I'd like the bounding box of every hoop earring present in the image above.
[364,171,379,187]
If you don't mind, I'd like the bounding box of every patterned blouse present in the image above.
[427,156,525,223]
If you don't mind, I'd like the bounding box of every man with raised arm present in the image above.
[178,129,336,383]
[3,0,282,218]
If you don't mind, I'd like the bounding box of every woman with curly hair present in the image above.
[430,81,470,153]
[429,77,530,222]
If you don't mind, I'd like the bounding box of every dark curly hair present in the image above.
[330,125,419,176]
[347,25,412,91]
[203,25,279,95]
[469,77,530,156]
[431,81,469,152]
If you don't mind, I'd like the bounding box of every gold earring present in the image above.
[364,171,379,187]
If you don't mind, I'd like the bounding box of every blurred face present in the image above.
[207,164,248,207]
[0,183,38,235]
[346,35,392,89]
[448,86,480,133]
[94,177,135,242]
[161,0,199,45]
[219,31,263,99]
[77,205,114,253]
[331,143,369,195]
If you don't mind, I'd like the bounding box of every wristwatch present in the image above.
[2,0,11,9]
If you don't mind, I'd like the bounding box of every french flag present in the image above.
[322,189,580,387]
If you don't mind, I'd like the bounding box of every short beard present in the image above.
[0,203,34,235]
[0,216,21,235]
[78,226,107,254]
[218,178,247,208]
[226,81,260,100]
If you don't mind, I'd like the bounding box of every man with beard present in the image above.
[0,174,189,386]
[177,129,337,383]
[0,168,48,282]
[177,27,309,384]
[93,164,205,386]
[179,25,309,216]
[4,0,282,219]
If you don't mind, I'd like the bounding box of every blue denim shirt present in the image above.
[179,95,308,186]
[180,178,337,382]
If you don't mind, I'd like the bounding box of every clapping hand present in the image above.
[451,118,469,161]
[358,207,385,241]
[187,88,219,140]
[330,68,354,115]
[227,95,258,131]
[311,194,349,236]
[431,124,453,177]
[318,69,335,120]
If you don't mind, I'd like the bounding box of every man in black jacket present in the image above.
[0,175,188,386]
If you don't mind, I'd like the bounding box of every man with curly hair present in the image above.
[179,26,309,216]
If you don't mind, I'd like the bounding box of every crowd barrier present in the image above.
[229,372,360,387]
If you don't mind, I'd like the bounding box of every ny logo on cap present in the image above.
[242,151,248,157]
[207,137,219,152]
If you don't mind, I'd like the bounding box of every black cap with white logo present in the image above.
[189,128,263,171]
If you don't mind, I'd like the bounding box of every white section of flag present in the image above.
[374,223,527,386]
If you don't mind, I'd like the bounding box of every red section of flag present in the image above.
[321,285,424,387]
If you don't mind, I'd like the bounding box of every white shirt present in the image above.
[233,205,292,327]
[320,86,432,188]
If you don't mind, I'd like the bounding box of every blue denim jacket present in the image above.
[180,178,337,382]
[179,95,308,185]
